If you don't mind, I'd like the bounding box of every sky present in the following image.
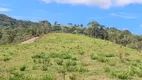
[0,0,142,34]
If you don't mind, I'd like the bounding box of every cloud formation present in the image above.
[41,0,142,8]
[111,13,137,19]
[0,7,10,12]
[113,0,142,6]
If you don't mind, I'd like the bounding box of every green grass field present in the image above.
[0,33,142,80]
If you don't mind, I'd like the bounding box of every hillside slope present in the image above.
[0,33,142,80]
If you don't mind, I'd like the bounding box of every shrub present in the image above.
[72,57,77,61]
[42,65,48,71]
[117,72,130,79]
[38,59,43,64]
[104,53,115,57]
[49,52,59,58]
[33,59,37,63]
[79,50,84,55]
[3,56,11,62]
[64,60,77,67]
[32,53,48,59]
[60,53,72,59]
[137,71,142,77]
[97,56,108,62]
[32,54,44,59]
[104,67,110,72]
[9,71,25,80]
[109,71,131,79]
[90,54,98,60]
[55,59,63,65]
[20,65,26,71]
[42,74,54,80]
[78,66,88,72]
[57,66,66,73]
[130,65,142,77]
[67,66,78,72]
[43,58,51,65]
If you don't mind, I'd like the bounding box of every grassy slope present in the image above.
[0,33,142,80]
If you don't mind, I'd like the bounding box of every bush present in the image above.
[104,53,115,57]
[104,67,110,72]
[67,66,78,72]
[32,53,48,59]
[64,60,77,67]
[3,56,11,62]
[79,50,84,55]
[72,57,77,61]
[60,53,72,59]
[20,65,26,71]
[90,54,98,60]
[9,71,25,80]
[78,66,88,72]
[109,71,131,79]
[97,56,108,62]
[55,59,63,65]
[33,59,37,63]
[117,72,130,79]
[49,52,59,58]
[57,66,66,73]
[130,65,142,77]
[42,65,48,71]
[42,74,54,80]
[91,53,108,62]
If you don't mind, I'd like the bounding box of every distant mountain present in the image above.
[0,14,36,27]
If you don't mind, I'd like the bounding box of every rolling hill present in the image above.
[0,33,142,80]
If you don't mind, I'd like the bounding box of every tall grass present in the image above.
[0,33,142,80]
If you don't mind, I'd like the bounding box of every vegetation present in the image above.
[0,33,142,80]
[1,14,142,79]
[0,14,142,51]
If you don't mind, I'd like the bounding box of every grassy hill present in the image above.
[0,33,142,80]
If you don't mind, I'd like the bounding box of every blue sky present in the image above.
[0,0,142,34]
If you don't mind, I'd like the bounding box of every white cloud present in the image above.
[112,0,142,7]
[41,0,142,8]
[111,13,136,19]
[41,0,112,8]
[0,7,10,12]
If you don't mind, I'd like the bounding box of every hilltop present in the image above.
[0,33,142,80]
[0,14,142,51]
[0,14,36,28]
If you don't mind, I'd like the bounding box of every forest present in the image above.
[0,14,142,51]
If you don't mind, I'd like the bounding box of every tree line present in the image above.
[0,14,142,51]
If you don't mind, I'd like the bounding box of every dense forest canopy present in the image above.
[0,14,142,51]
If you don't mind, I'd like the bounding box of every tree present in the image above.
[54,21,58,26]
[39,20,52,34]
[74,24,77,27]
[87,21,100,37]
[68,23,73,27]
[80,24,83,27]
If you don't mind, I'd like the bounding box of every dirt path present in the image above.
[20,37,39,44]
